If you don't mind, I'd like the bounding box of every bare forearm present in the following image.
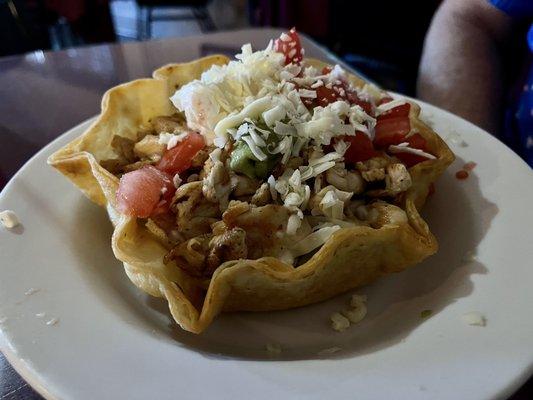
[417,0,511,134]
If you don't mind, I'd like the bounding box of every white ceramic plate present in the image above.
[1,101,533,400]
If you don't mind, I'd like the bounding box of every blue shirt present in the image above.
[490,0,533,166]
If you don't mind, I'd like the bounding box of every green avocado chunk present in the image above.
[230,140,279,179]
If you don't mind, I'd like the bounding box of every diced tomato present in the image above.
[392,134,431,167]
[347,94,373,115]
[315,85,339,107]
[156,132,205,175]
[374,117,411,147]
[378,103,410,120]
[394,152,429,167]
[405,133,427,149]
[378,97,393,105]
[307,83,372,116]
[116,165,174,218]
[321,66,332,74]
[342,132,379,163]
[274,28,303,65]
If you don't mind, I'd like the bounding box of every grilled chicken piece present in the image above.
[385,163,412,194]
[151,114,186,134]
[205,227,248,276]
[171,181,220,239]
[367,163,412,197]
[251,183,271,206]
[166,227,248,278]
[326,164,365,193]
[356,156,389,182]
[223,203,290,259]
[133,134,165,161]
[231,174,260,197]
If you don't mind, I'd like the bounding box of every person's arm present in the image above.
[417,0,513,134]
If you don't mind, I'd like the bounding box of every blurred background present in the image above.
[0,0,442,96]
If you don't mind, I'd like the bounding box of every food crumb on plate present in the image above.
[265,343,282,355]
[350,294,367,307]
[331,294,368,331]
[420,309,433,319]
[330,312,350,332]
[445,132,468,147]
[317,347,342,356]
[0,210,20,229]
[341,307,367,324]
[462,311,486,326]
[46,317,59,326]
[35,312,46,318]
[25,288,40,296]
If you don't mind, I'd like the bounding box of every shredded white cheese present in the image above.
[290,225,340,258]
[389,144,436,160]
[375,99,407,114]
[158,132,188,149]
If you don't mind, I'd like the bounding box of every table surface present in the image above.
[0,28,531,400]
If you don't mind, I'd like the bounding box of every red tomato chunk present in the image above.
[342,132,379,163]
[274,28,303,65]
[157,132,205,175]
[116,165,174,218]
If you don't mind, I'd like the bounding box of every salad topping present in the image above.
[108,29,437,276]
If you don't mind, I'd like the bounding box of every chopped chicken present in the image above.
[202,150,231,209]
[165,226,247,278]
[171,181,220,239]
[367,163,412,197]
[111,135,136,163]
[151,114,186,134]
[385,163,412,194]
[251,183,271,206]
[366,202,408,228]
[190,147,211,168]
[356,157,389,182]
[326,164,365,193]
[164,236,210,277]
[133,134,165,161]
[206,227,248,275]
[223,203,290,259]
[231,174,260,197]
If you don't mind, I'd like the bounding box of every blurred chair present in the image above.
[135,0,215,40]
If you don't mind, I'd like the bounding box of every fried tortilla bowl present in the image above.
[48,55,454,334]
